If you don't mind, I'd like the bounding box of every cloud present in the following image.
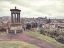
[0,0,64,19]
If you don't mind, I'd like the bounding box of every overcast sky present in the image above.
[0,0,64,19]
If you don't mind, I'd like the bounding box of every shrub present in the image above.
[48,31,60,38]
[40,28,45,35]
[60,32,64,36]
[26,23,31,29]
[56,35,64,44]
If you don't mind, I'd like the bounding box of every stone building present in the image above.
[57,24,64,32]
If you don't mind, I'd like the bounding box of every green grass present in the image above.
[0,38,10,41]
[0,41,40,48]
[26,30,64,48]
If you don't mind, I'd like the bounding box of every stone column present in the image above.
[14,30,16,34]
[17,13,20,23]
[17,13,18,23]
[15,13,16,23]
[16,14,17,23]
[11,13,13,23]
[18,13,20,23]
[6,29,8,34]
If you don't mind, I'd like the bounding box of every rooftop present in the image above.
[10,6,21,11]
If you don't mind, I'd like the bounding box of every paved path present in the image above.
[0,32,60,48]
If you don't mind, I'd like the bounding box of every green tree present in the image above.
[56,35,64,44]
[40,28,45,35]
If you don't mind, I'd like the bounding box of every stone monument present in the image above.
[7,7,23,34]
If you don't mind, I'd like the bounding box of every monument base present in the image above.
[7,23,23,34]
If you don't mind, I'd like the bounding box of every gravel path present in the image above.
[0,32,60,48]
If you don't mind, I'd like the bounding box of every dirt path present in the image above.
[0,32,60,48]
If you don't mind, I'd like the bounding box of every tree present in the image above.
[49,31,60,38]
[26,23,31,29]
[40,28,45,35]
[56,35,64,44]
[31,22,37,28]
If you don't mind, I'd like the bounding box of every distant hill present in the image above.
[0,16,11,19]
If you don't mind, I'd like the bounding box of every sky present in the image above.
[0,0,64,19]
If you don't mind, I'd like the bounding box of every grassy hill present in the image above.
[26,30,64,48]
[0,41,40,48]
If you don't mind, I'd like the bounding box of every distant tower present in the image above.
[49,18,51,23]
[45,17,47,19]
[10,6,21,23]
[47,18,51,23]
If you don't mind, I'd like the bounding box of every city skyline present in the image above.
[0,0,64,19]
